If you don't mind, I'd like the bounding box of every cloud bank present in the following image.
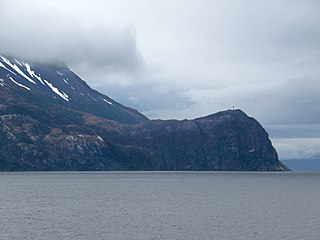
[0,0,144,86]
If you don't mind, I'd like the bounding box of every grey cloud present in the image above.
[182,0,320,64]
[266,78,320,125]
[93,83,195,116]
[0,0,144,80]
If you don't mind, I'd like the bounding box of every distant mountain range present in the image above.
[0,55,288,171]
[282,157,320,171]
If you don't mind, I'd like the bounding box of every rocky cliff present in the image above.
[0,55,288,171]
[0,107,288,171]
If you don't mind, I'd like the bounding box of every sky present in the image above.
[1,0,320,160]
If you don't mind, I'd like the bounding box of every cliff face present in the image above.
[0,107,288,171]
[85,109,287,171]
[0,54,288,171]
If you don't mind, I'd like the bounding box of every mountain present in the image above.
[0,55,288,171]
[0,55,147,124]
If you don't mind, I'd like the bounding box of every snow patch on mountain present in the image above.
[14,59,23,67]
[24,63,45,85]
[102,98,114,106]
[9,77,30,91]
[0,61,17,76]
[44,80,69,101]
[0,56,36,84]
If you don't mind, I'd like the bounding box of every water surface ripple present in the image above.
[0,171,319,240]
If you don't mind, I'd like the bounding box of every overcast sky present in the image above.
[1,0,320,160]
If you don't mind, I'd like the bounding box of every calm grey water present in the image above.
[0,172,319,240]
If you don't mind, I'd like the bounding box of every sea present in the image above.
[0,171,319,240]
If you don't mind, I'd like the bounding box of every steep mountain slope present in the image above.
[0,55,147,124]
[0,55,288,171]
